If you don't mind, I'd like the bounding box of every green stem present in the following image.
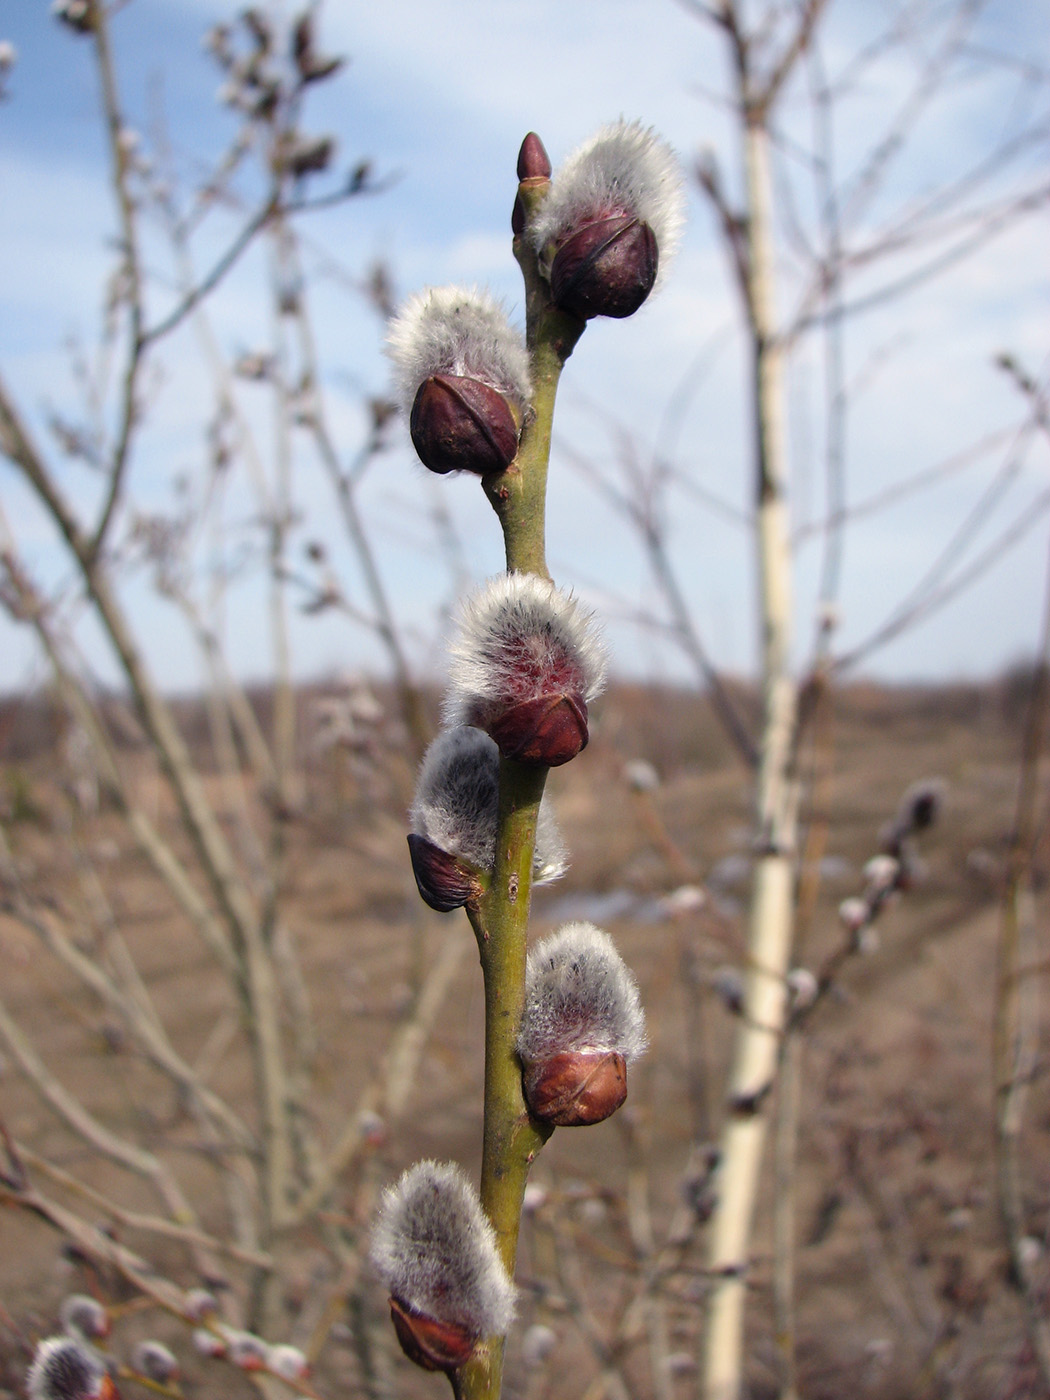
[460,759,553,1400]
[482,191,584,578]
[456,176,582,1400]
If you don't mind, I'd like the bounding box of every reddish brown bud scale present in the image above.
[407,833,480,912]
[486,692,589,767]
[550,214,658,320]
[389,1297,477,1372]
[517,132,552,181]
[409,373,520,476]
[523,1049,628,1126]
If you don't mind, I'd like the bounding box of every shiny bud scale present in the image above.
[409,372,519,476]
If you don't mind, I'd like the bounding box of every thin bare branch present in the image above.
[142,196,279,347]
[88,2,146,560]
[16,1144,273,1270]
[760,0,830,114]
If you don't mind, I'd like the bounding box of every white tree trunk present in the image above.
[702,113,801,1400]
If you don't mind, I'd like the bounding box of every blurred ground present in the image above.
[0,678,1047,1400]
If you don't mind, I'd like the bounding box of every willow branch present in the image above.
[88,2,146,560]
[289,925,467,1225]
[0,840,255,1153]
[16,1144,272,1271]
[456,179,580,1400]
[0,370,294,1234]
[0,536,240,978]
[0,996,202,1225]
[142,196,279,347]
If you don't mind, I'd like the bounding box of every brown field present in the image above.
[0,677,1047,1400]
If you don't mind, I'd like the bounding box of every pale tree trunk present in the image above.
[702,110,801,1400]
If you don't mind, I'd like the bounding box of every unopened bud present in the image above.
[902,779,943,832]
[1017,1235,1043,1270]
[838,897,869,934]
[881,777,945,854]
[660,883,706,918]
[185,1288,219,1321]
[280,133,335,178]
[409,372,520,476]
[517,132,552,181]
[786,967,818,1011]
[387,287,530,477]
[523,1048,627,1127]
[519,922,646,1127]
[863,854,899,892]
[522,1182,548,1213]
[192,1328,225,1359]
[624,758,660,793]
[224,1330,269,1371]
[27,1338,119,1400]
[444,573,607,768]
[51,0,95,35]
[59,1295,110,1342]
[521,1322,558,1367]
[531,120,684,321]
[370,1160,515,1373]
[267,1345,310,1382]
[712,966,745,1015]
[291,11,342,82]
[410,727,567,911]
[130,1343,178,1386]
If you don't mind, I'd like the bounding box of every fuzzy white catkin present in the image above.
[530,120,685,284]
[58,1295,108,1342]
[518,922,647,1064]
[370,1160,516,1337]
[130,1342,178,1385]
[27,1337,108,1400]
[411,726,567,884]
[266,1345,310,1381]
[444,572,607,718]
[386,285,531,418]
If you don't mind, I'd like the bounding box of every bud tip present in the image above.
[517,132,552,181]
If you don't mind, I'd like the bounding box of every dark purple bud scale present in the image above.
[517,132,552,181]
[388,1297,477,1373]
[409,374,520,476]
[486,692,589,767]
[550,214,658,320]
[407,834,480,912]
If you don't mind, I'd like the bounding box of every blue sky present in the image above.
[0,0,1048,696]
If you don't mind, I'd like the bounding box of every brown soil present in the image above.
[0,680,1046,1400]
